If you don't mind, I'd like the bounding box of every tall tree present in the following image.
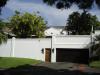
[43,0,100,10]
[67,11,99,35]
[92,35,100,57]
[0,0,8,44]
[67,12,80,35]
[0,20,7,44]
[9,11,46,38]
[0,0,8,14]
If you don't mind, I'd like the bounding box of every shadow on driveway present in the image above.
[0,64,100,75]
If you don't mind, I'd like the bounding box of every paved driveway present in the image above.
[0,62,100,75]
[36,62,76,69]
[36,62,100,73]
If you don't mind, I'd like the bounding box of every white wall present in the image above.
[0,39,12,57]
[0,38,51,61]
[0,35,92,62]
[53,35,91,49]
[95,30,100,35]
[14,38,51,61]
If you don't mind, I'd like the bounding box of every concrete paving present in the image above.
[36,62,100,73]
[36,62,75,69]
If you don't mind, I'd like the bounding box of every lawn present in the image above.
[90,61,100,69]
[0,57,41,69]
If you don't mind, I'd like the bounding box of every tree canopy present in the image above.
[0,0,8,14]
[43,0,100,10]
[0,20,7,44]
[91,35,100,58]
[0,0,8,44]
[66,11,100,35]
[9,11,46,38]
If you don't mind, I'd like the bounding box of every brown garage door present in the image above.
[56,48,89,64]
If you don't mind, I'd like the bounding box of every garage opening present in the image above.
[56,48,89,64]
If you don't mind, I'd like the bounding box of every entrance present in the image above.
[45,48,51,62]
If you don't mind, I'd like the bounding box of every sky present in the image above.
[0,0,100,26]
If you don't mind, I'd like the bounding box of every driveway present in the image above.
[0,62,100,75]
[36,62,100,73]
[36,62,76,69]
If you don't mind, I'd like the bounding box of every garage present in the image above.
[56,48,89,64]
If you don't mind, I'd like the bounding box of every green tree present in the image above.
[67,11,99,35]
[0,0,8,14]
[0,20,7,44]
[67,12,80,35]
[9,12,46,38]
[43,0,100,10]
[96,21,100,28]
[91,35,100,59]
[0,0,8,44]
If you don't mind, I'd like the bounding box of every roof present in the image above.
[46,26,65,29]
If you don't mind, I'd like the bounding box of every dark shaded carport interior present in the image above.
[56,48,89,64]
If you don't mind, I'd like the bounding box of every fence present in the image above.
[0,35,91,62]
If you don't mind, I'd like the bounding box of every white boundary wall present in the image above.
[0,38,51,61]
[0,35,91,62]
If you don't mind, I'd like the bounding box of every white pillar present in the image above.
[51,36,56,62]
[51,48,56,62]
[11,37,15,57]
[43,48,45,62]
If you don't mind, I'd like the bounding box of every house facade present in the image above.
[0,35,92,64]
[0,26,100,64]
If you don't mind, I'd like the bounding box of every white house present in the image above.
[0,26,100,64]
[44,26,67,36]
[0,35,92,64]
